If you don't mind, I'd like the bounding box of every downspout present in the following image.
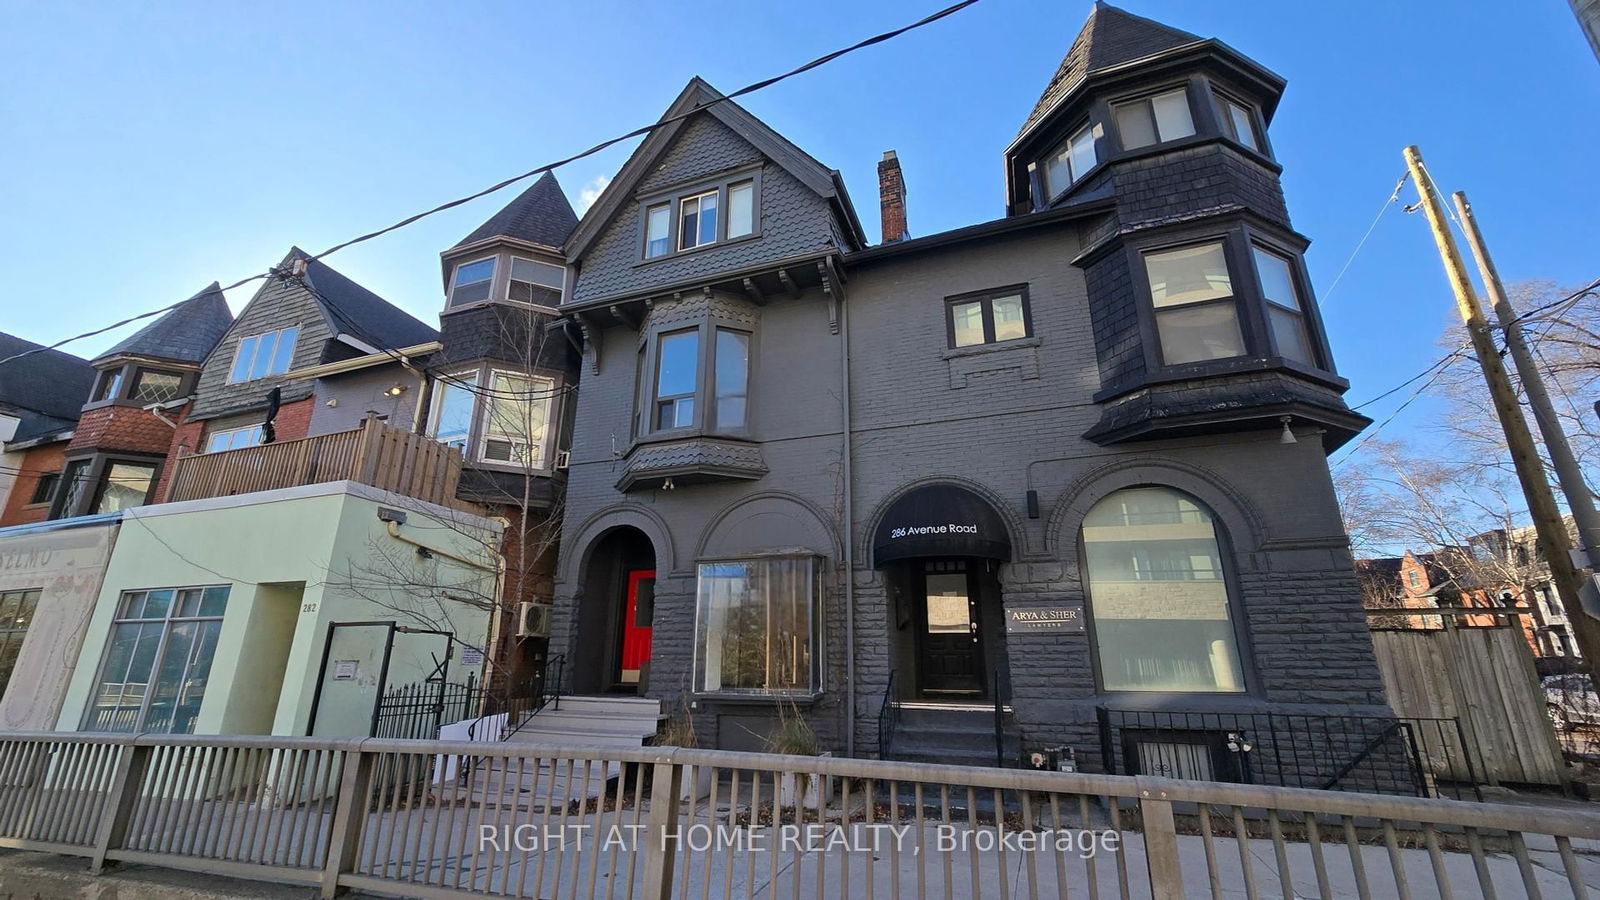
[838,269,856,758]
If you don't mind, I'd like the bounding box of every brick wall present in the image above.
[0,443,68,526]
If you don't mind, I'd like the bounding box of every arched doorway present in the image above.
[571,526,657,695]
[873,485,1013,701]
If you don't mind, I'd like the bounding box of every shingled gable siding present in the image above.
[188,279,334,421]
[570,114,843,305]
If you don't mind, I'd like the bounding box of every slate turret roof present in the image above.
[452,171,580,251]
[93,282,234,366]
[1017,2,1202,141]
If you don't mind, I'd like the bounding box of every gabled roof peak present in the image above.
[451,171,579,252]
[276,247,438,350]
[94,281,233,366]
[1017,2,1203,141]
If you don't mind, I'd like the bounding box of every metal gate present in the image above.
[305,620,457,738]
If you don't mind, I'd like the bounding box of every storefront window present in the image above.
[694,556,819,695]
[0,590,40,701]
[1082,486,1245,692]
[83,586,229,733]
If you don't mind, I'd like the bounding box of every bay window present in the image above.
[508,257,565,306]
[428,367,557,469]
[714,329,750,429]
[1216,96,1261,153]
[429,372,479,452]
[1083,487,1244,693]
[1252,246,1315,366]
[1114,87,1195,150]
[645,322,752,435]
[1144,242,1245,365]
[83,586,230,733]
[92,462,156,514]
[654,330,700,430]
[694,556,820,695]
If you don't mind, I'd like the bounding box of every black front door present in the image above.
[916,560,985,696]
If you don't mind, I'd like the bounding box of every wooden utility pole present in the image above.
[1454,189,1600,662]
[1402,146,1600,679]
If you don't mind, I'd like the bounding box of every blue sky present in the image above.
[3,0,1597,454]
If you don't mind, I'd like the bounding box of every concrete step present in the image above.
[503,728,652,748]
[543,695,663,716]
[518,709,663,735]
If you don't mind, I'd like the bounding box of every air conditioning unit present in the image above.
[517,602,552,638]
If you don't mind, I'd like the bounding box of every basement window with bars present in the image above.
[694,556,821,695]
[82,586,229,734]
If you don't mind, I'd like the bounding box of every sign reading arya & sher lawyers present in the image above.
[1006,603,1085,634]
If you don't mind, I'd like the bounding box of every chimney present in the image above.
[877,150,908,243]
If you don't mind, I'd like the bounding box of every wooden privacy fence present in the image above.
[166,415,469,510]
[1,730,1598,899]
[1371,611,1568,788]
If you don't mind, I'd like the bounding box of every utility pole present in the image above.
[1455,190,1600,638]
[1402,146,1600,678]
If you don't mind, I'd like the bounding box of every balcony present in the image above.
[165,415,471,510]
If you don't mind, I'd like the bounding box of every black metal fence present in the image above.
[1096,708,1482,800]
[373,675,488,741]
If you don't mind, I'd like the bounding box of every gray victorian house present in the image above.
[545,4,1387,780]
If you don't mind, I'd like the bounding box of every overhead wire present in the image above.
[0,0,982,371]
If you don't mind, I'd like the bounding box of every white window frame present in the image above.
[678,189,720,251]
[226,326,299,383]
[477,368,556,469]
[204,425,264,454]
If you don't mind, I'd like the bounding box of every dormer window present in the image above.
[1040,122,1099,200]
[640,174,760,260]
[449,258,496,307]
[1216,95,1262,153]
[1114,87,1195,150]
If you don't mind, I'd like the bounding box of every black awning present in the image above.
[873,485,1012,566]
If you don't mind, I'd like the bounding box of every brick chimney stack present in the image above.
[877,150,908,243]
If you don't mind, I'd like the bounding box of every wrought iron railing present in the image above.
[373,675,486,741]
[496,653,564,740]
[876,669,899,760]
[1097,707,1482,800]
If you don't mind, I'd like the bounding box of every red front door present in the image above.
[619,569,655,687]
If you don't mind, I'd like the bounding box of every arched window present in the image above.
[1082,486,1245,693]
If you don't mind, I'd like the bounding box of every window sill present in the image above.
[442,298,562,317]
[941,335,1041,361]
[635,232,760,268]
[692,692,823,706]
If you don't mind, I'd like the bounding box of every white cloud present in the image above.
[578,175,611,214]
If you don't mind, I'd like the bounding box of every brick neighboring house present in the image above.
[0,333,97,527]
[547,2,1388,780]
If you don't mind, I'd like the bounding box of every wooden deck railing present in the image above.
[165,415,467,510]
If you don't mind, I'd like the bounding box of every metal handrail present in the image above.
[876,670,898,760]
[993,667,1005,768]
[499,652,565,741]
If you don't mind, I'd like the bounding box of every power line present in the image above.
[1333,350,1469,470]
[0,0,982,371]
[1318,172,1408,307]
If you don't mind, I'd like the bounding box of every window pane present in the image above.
[1227,102,1258,151]
[85,622,162,732]
[646,204,671,257]
[94,463,156,514]
[1156,303,1245,365]
[1252,247,1300,310]
[658,397,695,430]
[727,182,754,238]
[454,258,495,287]
[132,370,182,403]
[714,330,749,429]
[655,330,700,400]
[1151,89,1195,141]
[248,331,277,380]
[925,574,971,633]
[56,461,90,518]
[229,337,257,383]
[141,620,197,734]
[1269,306,1314,365]
[268,327,298,375]
[198,586,230,618]
[140,589,174,620]
[697,191,719,246]
[679,196,700,250]
[1146,243,1232,307]
[96,369,124,401]
[482,371,550,467]
[950,301,985,347]
[1083,486,1244,692]
[992,295,1027,341]
[1068,125,1097,181]
[430,375,479,451]
[510,257,565,289]
[1116,103,1157,150]
[1042,142,1073,198]
[695,558,815,694]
